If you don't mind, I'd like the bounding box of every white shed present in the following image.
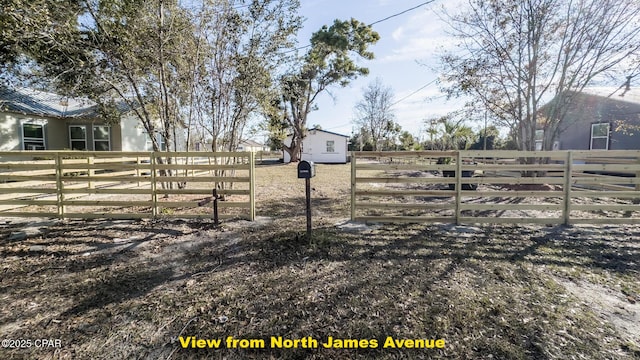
[283,128,349,163]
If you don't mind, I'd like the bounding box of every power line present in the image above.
[369,0,436,27]
[283,0,437,54]
[392,78,438,106]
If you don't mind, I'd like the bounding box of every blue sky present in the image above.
[290,0,467,141]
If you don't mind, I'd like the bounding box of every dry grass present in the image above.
[1,163,639,359]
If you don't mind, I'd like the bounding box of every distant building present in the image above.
[282,128,349,163]
[236,139,269,152]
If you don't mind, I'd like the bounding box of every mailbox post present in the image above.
[297,161,316,240]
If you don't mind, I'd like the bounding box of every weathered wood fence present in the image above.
[351,150,640,225]
[0,151,255,220]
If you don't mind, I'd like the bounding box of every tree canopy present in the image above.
[276,18,379,162]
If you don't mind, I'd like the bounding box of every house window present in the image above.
[69,125,87,150]
[326,140,335,153]
[535,130,544,151]
[590,123,610,150]
[22,123,46,150]
[144,132,166,151]
[93,126,111,151]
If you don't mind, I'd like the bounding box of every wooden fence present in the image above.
[351,150,640,225]
[0,151,255,220]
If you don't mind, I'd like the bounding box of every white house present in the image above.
[0,87,184,152]
[283,128,349,163]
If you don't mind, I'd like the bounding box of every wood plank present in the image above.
[151,151,249,157]
[570,204,640,211]
[0,212,59,218]
[469,191,563,197]
[354,216,454,223]
[0,188,57,194]
[355,163,456,171]
[461,150,567,159]
[0,200,59,206]
[0,175,58,181]
[62,200,152,207]
[63,212,153,219]
[568,218,640,225]
[355,189,456,197]
[356,177,455,184]
[153,164,250,170]
[458,217,562,224]
[460,204,563,211]
[0,164,57,170]
[156,201,203,208]
[62,188,153,195]
[217,202,251,208]
[154,176,250,183]
[573,164,640,172]
[571,191,640,198]
[155,189,217,195]
[573,177,640,185]
[463,164,566,171]
[470,177,565,185]
[62,175,143,182]
[353,150,457,157]
[571,150,640,158]
[61,170,138,179]
[62,163,151,170]
[355,202,455,210]
[158,213,250,220]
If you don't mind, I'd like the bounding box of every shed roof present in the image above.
[307,128,349,138]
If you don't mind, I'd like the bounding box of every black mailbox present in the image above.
[297,160,316,178]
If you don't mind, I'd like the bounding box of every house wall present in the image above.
[1,111,124,151]
[0,112,55,151]
[557,95,640,150]
[0,112,24,151]
[120,114,149,151]
[283,130,348,163]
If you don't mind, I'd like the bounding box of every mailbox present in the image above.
[297,160,316,178]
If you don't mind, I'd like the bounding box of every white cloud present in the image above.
[381,0,467,64]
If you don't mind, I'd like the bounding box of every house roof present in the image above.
[0,87,98,118]
[307,128,349,138]
[578,86,640,105]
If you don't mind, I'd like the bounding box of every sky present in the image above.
[283,0,468,142]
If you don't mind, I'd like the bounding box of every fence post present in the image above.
[150,152,157,218]
[351,151,356,221]
[136,156,142,187]
[633,155,640,205]
[455,151,462,225]
[249,151,255,221]
[87,156,95,189]
[55,152,65,219]
[563,151,573,225]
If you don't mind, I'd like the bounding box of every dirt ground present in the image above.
[1,163,639,359]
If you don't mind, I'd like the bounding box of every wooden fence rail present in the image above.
[351,150,640,225]
[0,151,255,221]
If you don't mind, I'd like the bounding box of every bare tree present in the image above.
[187,0,300,154]
[440,0,640,152]
[353,78,398,151]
